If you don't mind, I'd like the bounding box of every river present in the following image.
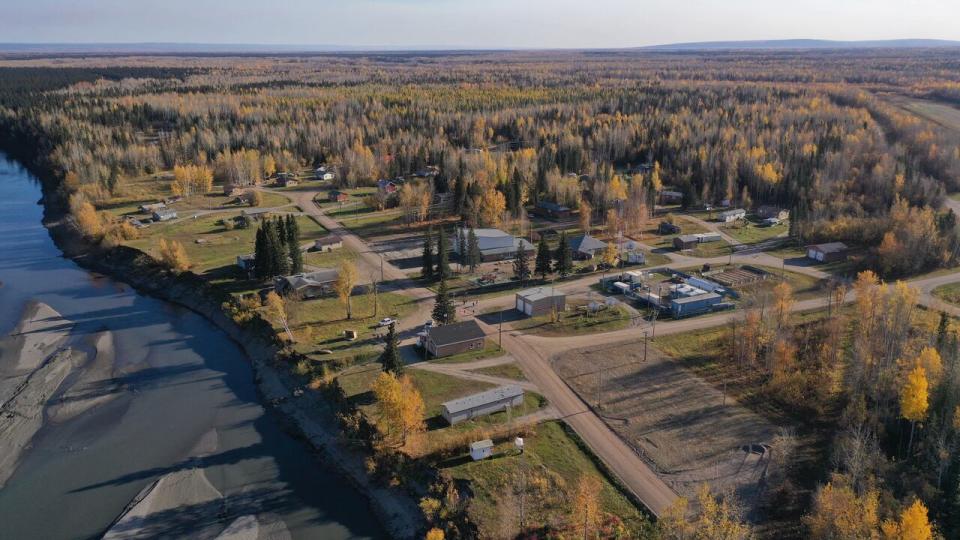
[0,154,384,539]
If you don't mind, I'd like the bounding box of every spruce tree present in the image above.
[535,234,552,279]
[432,277,456,325]
[554,231,573,277]
[458,227,467,267]
[436,227,451,279]
[286,214,303,274]
[379,323,403,374]
[467,228,481,272]
[422,227,435,280]
[254,225,269,280]
[513,240,530,284]
[453,173,467,216]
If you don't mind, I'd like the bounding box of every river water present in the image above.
[0,155,384,539]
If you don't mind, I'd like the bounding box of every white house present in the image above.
[718,208,746,223]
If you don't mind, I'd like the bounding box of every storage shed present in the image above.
[469,439,495,461]
[152,209,178,222]
[515,287,566,317]
[424,320,486,358]
[807,242,849,263]
[674,234,700,250]
[441,385,525,425]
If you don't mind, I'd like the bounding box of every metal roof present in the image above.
[281,269,339,289]
[443,385,524,415]
[517,287,565,303]
[671,292,722,305]
[427,319,486,346]
[676,234,700,243]
[569,234,608,253]
[720,208,746,217]
[809,242,848,253]
[470,439,494,450]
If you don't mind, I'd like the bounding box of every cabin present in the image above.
[660,190,684,204]
[328,190,349,203]
[424,319,486,358]
[314,168,335,181]
[276,177,298,188]
[152,209,178,222]
[756,206,789,220]
[377,179,400,194]
[274,269,340,299]
[718,208,746,223]
[139,202,166,213]
[314,235,344,252]
[453,228,534,262]
[534,201,572,220]
[515,287,566,317]
[568,234,608,260]
[806,242,849,263]
[441,385,525,425]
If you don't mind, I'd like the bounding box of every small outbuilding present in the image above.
[377,179,399,194]
[658,221,681,235]
[534,201,572,220]
[314,235,343,252]
[469,439,495,461]
[140,202,166,213]
[236,254,255,273]
[806,242,849,263]
[515,287,566,317]
[328,190,349,203]
[670,293,722,318]
[424,319,486,358]
[674,234,700,250]
[660,190,684,204]
[441,385,525,425]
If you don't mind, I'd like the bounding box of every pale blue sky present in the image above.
[2,0,958,48]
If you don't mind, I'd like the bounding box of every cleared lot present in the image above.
[553,340,777,508]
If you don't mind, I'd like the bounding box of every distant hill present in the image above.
[642,39,960,51]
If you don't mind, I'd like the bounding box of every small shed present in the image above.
[697,232,722,243]
[469,439,494,461]
[807,242,849,263]
[314,235,344,252]
[139,202,166,213]
[441,385,525,425]
[328,190,349,203]
[516,287,566,317]
[424,320,486,358]
[152,209,178,222]
[660,190,683,204]
[658,222,681,235]
[670,293,722,318]
[674,234,700,250]
[236,254,255,272]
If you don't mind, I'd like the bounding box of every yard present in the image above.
[304,245,359,269]
[509,302,633,336]
[126,211,325,273]
[97,175,291,217]
[721,217,789,245]
[932,282,960,307]
[428,341,506,365]
[470,362,527,381]
[438,420,652,538]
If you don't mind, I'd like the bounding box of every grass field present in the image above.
[98,180,291,217]
[126,212,325,273]
[722,218,788,244]
[510,303,632,336]
[439,420,652,538]
[471,362,527,381]
[304,246,358,269]
[429,342,505,364]
[932,282,960,307]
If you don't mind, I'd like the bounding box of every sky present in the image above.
[1,0,959,49]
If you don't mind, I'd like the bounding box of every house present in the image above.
[469,439,495,461]
[453,228,534,262]
[236,254,255,274]
[806,242,849,263]
[413,166,440,178]
[314,235,343,251]
[674,234,700,250]
[276,177,298,188]
[515,287,566,317]
[762,217,782,227]
[660,190,684,204]
[314,168,335,181]
[377,179,399,194]
[274,269,340,299]
[568,234,608,260]
[534,201,572,220]
[223,184,246,197]
[670,293,723,318]
[756,206,789,220]
[441,385,525,425]
[152,209,178,222]
[139,202,166,213]
[424,319,486,358]
[718,208,746,223]
[328,190,350,203]
[658,222,681,235]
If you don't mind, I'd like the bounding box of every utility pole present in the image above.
[380,255,384,283]
[596,366,603,410]
[643,330,648,363]
[499,308,504,348]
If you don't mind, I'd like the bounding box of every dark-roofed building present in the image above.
[328,190,349,203]
[441,385,525,425]
[275,269,340,299]
[424,319,486,358]
[674,234,700,250]
[756,205,789,220]
[807,242,849,263]
[658,221,681,235]
[534,201,572,220]
[453,228,534,262]
[568,234,608,260]
[152,208,178,222]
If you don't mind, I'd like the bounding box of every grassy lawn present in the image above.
[689,240,733,258]
[127,212,325,273]
[932,282,960,307]
[429,342,506,365]
[304,246,359,269]
[471,362,527,381]
[731,265,829,302]
[722,219,789,244]
[281,291,417,360]
[511,303,632,336]
[439,420,652,538]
